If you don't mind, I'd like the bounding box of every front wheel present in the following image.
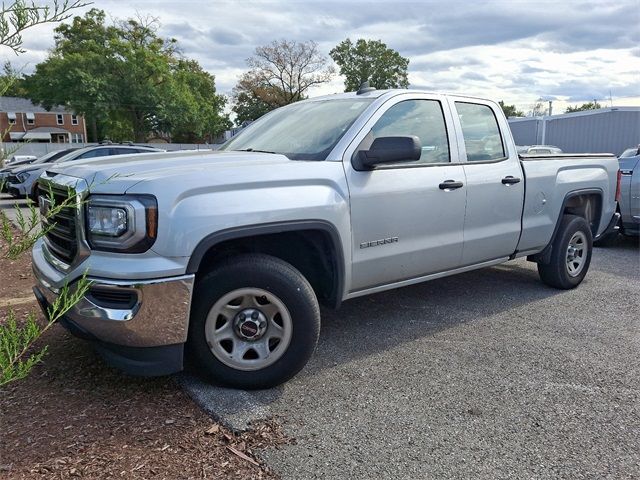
[187,254,320,389]
[537,214,593,289]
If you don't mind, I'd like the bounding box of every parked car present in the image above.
[6,144,164,200]
[32,89,620,389]
[596,146,640,245]
[522,145,563,155]
[1,149,77,193]
[5,154,37,165]
[619,146,640,158]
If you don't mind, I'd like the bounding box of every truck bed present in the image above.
[517,153,619,253]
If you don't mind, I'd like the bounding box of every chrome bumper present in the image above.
[33,262,194,348]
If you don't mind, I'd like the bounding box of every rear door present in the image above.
[344,93,467,292]
[451,99,525,265]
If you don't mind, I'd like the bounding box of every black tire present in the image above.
[187,254,320,389]
[537,214,593,289]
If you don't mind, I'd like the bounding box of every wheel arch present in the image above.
[186,220,345,309]
[529,188,602,264]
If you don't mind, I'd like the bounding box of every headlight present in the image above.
[16,171,31,183]
[86,195,157,252]
[88,206,128,237]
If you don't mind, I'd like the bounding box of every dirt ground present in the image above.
[0,243,287,479]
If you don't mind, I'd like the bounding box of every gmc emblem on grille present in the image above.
[39,196,51,216]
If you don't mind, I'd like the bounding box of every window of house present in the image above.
[56,114,64,125]
[362,99,450,165]
[454,102,506,161]
[7,112,16,125]
[26,112,35,125]
[72,133,84,143]
[71,114,78,125]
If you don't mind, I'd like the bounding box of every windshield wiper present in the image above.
[232,148,277,154]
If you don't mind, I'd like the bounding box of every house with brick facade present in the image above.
[0,96,87,143]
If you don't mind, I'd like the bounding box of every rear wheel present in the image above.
[187,254,320,389]
[537,214,593,289]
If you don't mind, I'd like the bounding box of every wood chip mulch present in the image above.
[0,237,290,479]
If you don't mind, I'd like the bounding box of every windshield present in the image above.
[222,98,373,160]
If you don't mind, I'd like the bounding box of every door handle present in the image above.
[502,176,521,185]
[439,180,464,190]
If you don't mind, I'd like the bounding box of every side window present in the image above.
[455,102,505,161]
[111,148,141,155]
[367,99,450,165]
[76,148,109,159]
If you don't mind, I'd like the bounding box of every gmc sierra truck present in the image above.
[31,89,621,389]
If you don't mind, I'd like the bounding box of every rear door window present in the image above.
[455,102,505,161]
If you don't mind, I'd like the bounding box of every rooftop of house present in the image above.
[0,96,70,114]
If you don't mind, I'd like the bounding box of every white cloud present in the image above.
[5,0,640,112]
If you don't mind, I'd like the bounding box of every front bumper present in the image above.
[7,182,27,197]
[32,259,195,376]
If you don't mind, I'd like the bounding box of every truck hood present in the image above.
[46,150,294,194]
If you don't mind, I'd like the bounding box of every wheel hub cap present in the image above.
[566,231,587,277]
[204,288,293,371]
[235,309,267,340]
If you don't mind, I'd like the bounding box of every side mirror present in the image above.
[353,136,422,171]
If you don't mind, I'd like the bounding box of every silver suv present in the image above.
[6,144,163,200]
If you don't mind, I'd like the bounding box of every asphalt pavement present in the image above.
[181,236,640,479]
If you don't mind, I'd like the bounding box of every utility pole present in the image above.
[548,100,553,116]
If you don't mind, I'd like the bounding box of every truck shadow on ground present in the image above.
[305,259,557,375]
[179,257,571,419]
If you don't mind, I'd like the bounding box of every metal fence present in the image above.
[508,107,640,156]
[2,142,221,159]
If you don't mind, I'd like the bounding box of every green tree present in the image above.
[231,70,285,124]
[499,100,524,118]
[160,59,231,142]
[232,89,273,125]
[25,9,118,141]
[25,9,229,142]
[565,101,602,113]
[329,38,409,92]
[0,62,28,96]
[0,0,88,54]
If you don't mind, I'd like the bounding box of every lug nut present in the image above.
[239,313,246,320]
[251,311,259,320]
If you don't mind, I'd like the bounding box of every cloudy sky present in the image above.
[10,0,640,114]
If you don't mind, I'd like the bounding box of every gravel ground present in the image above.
[184,236,640,479]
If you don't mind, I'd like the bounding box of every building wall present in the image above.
[0,112,87,142]
[544,110,640,155]
[508,118,542,146]
[509,108,640,156]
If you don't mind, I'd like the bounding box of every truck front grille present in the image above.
[39,184,79,265]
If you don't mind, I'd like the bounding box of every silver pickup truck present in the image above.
[31,89,621,389]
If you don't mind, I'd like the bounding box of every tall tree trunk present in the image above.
[132,110,147,143]
[90,116,98,142]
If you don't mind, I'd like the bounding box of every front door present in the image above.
[345,95,467,292]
